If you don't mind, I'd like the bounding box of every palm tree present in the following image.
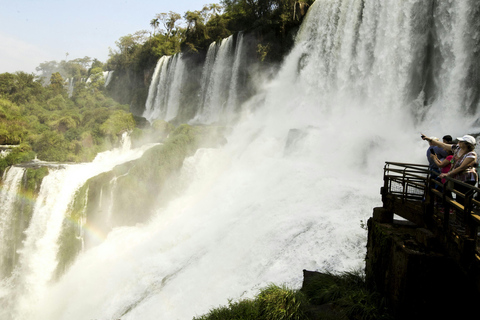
[166,12,181,38]
[184,11,202,30]
[209,3,223,16]
[150,18,159,36]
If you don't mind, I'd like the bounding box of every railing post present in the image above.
[425,171,435,228]
[464,189,475,238]
[442,181,451,230]
[382,164,389,206]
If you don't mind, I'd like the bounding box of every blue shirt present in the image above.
[427,146,447,170]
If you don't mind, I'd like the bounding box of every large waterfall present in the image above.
[144,32,250,125]
[1,0,480,319]
[143,55,187,122]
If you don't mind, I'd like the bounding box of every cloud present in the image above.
[0,32,53,74]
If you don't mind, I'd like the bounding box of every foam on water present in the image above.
[2,0,479,319]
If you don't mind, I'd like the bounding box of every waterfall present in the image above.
[143,56,172,122]
[0,167,25,278]
[144,34,249,125]
[192,34,251,125]
[143,54,186,123]
[226,32,246,119]
[1,0,480,319]
[0,136,158,320]
[103,71,114,87]
[194,36,236,124]
[65,78,75,97]
[198,41,219,115]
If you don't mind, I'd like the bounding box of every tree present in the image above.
[71,56,92,69]
[201,3,224,22]
[108,31,148,69]
[36,60,59,83]
[209,3,223,15]
[90,59,104,71]
[87,67,106,91]
[155,12,182,38]
[49,72,66,96]
[150,18,160,36]
[184,10,204,31]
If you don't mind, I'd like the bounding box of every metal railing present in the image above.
[382,162,480,259]
[383,162,429,202]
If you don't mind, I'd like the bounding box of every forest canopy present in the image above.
[0,70,136,174]
[106,0,314,71]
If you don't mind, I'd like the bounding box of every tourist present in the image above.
[431,149,453,184]
[425,137,447,178]
[443,135,453,144]
[422,134,478,205]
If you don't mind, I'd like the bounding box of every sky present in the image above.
[0,0,212,74]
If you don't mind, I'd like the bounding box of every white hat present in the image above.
[457,135,476,145]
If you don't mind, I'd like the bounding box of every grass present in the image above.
[193,271,393,320]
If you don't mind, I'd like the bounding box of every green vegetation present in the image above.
[0,144,36,174]
[0,1,316,174]
[104,0,315,113]
[106,0,315,72]
[0,70,138,175]
[194,284,309,320]
[194,271,393,320]
[36,56,99,85]
[53,123,226,277]
[55,183,88,280]
[23,166,50,195]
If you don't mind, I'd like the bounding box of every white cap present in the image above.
[457,135,476,145]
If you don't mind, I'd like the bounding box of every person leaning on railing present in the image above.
[421,133,478,205]
[431,149,453,184]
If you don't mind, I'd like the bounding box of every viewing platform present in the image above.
[366,162,480,319]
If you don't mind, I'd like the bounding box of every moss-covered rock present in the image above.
[54,124,226,277]
[55,183,88,280]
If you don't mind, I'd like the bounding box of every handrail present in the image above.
[383,161,480,261]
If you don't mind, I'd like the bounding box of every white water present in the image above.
[144,34,248,125]
[2,0,480,319]
[194,36,235,124]
[143,54,186,122]
[0,134,158,320]
[226,32,246,119]
[104,71,114,87]
[143,56,173,122]
[0,167,25,278]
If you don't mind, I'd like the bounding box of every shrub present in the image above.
[258,284,309,320]
[193,285,309,320]
[0,144,35,175]
[194,299,259,320]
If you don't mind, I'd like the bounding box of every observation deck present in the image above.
[380,162,480,264]
[365,162,480,318]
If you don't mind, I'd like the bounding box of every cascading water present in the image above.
[1,0,479,319]
[194,36,236,124]
[143,54,186,122]
[143,56,173,122]
[0,167,25,278]
[0,134,158,320]
[103,71,114,87]
[226,32,246,119]
[145,33,249,125]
